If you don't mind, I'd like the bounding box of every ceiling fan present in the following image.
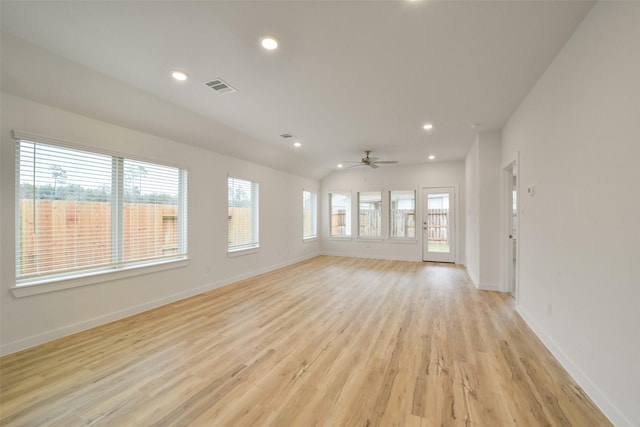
[343,151,398,169]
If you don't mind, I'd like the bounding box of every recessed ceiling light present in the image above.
[337,164,343,168]
[293,141,302,148]
[260,36,279,50]
[428,155,436,160]
[423,123,434,130]
[171,70,188,81]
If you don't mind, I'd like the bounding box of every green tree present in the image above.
[49,165,67,198]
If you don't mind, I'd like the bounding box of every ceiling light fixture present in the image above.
[428,155,436,160]
[423,123,434,130]
[293,141,302,148]
[171,70,189,81]
[337,164,343,168]
[260,36,279,50]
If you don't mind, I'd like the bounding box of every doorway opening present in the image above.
[422,187,456,263]
[505,163,518,297]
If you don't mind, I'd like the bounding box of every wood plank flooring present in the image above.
[0,256,611,426]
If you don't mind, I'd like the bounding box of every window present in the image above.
[390,190,416,238]
[329,192,351,237]
[228,177,259,252]
[302,190,317,239]
[358,191,382,238]
[15,138,187,286]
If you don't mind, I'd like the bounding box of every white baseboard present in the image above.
[516,305,632,427]
[478,281,500,291]
[321,250,421,262]
[465,265,480,287]
[0,252,321,357]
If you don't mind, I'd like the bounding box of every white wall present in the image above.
[478,131,501,290]
[320,162,465,262]
[502,2,640,425]
[464,131,501,290]
[464,137,480,282]
[0,94,320,355]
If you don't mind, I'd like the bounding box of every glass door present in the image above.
[422,187,455,262]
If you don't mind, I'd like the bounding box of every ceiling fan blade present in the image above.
[374,160,398,164]
[341,161,363,164]
[369,163,379,168]
[347,163,366,168]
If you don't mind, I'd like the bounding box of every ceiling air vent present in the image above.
[205,78,237,94]
[280,133,294,139]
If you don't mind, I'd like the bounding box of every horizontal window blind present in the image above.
[358,191,382,238]
[228,177,259,251]
[122,158,184,263]
[329,192,351,237]
[303,191,317,239]
[15,138,187,285]
[390,190,416,238]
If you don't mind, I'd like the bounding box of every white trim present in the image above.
[387,238,418,245]
[356,238,384,243]
[465,264,480,288]
[13,135,190,296]
[420,185,459,263]
[328,190,353,239]
[516,306,628,427]
[0,252,321,356]
[12,129,188,171]
[11,258,190,297]
[321,251,421,262]
[500,151,520,297]
[327,236,352,241]
[227,246,260,257]
[302,236,318,243]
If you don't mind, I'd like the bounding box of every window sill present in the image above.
[227,246,260,257]
[11,257,190,298]
[388,238,418,244]
[328,236,353,241]
[303,236,318,243]
[357,238,384,243]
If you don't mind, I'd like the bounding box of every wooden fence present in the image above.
[359,209,381,237]
[427,208,449,242]
[228,207,254,247]
[18,200,178,276]
[391,210,416,238]
[331,210,347,236]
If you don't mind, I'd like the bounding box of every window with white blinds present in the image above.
[303,190,317,239]
[228,177,259,252]
[15,138,188,286]
[390,190,416,239]
[329,191,351,237]
[358,191,382,238]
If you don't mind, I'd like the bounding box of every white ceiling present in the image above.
[0,1,594,179]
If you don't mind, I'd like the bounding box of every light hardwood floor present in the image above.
[0,256,611,426]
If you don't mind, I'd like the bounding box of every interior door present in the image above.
[508,165,518,296]
[422,187,455,263]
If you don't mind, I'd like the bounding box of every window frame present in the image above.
[227,176,260,254]
[302,190,318,241]
[357,191,383,239]
[12,130,189,296]
[389,190,417,240]
[329,191,352,238]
